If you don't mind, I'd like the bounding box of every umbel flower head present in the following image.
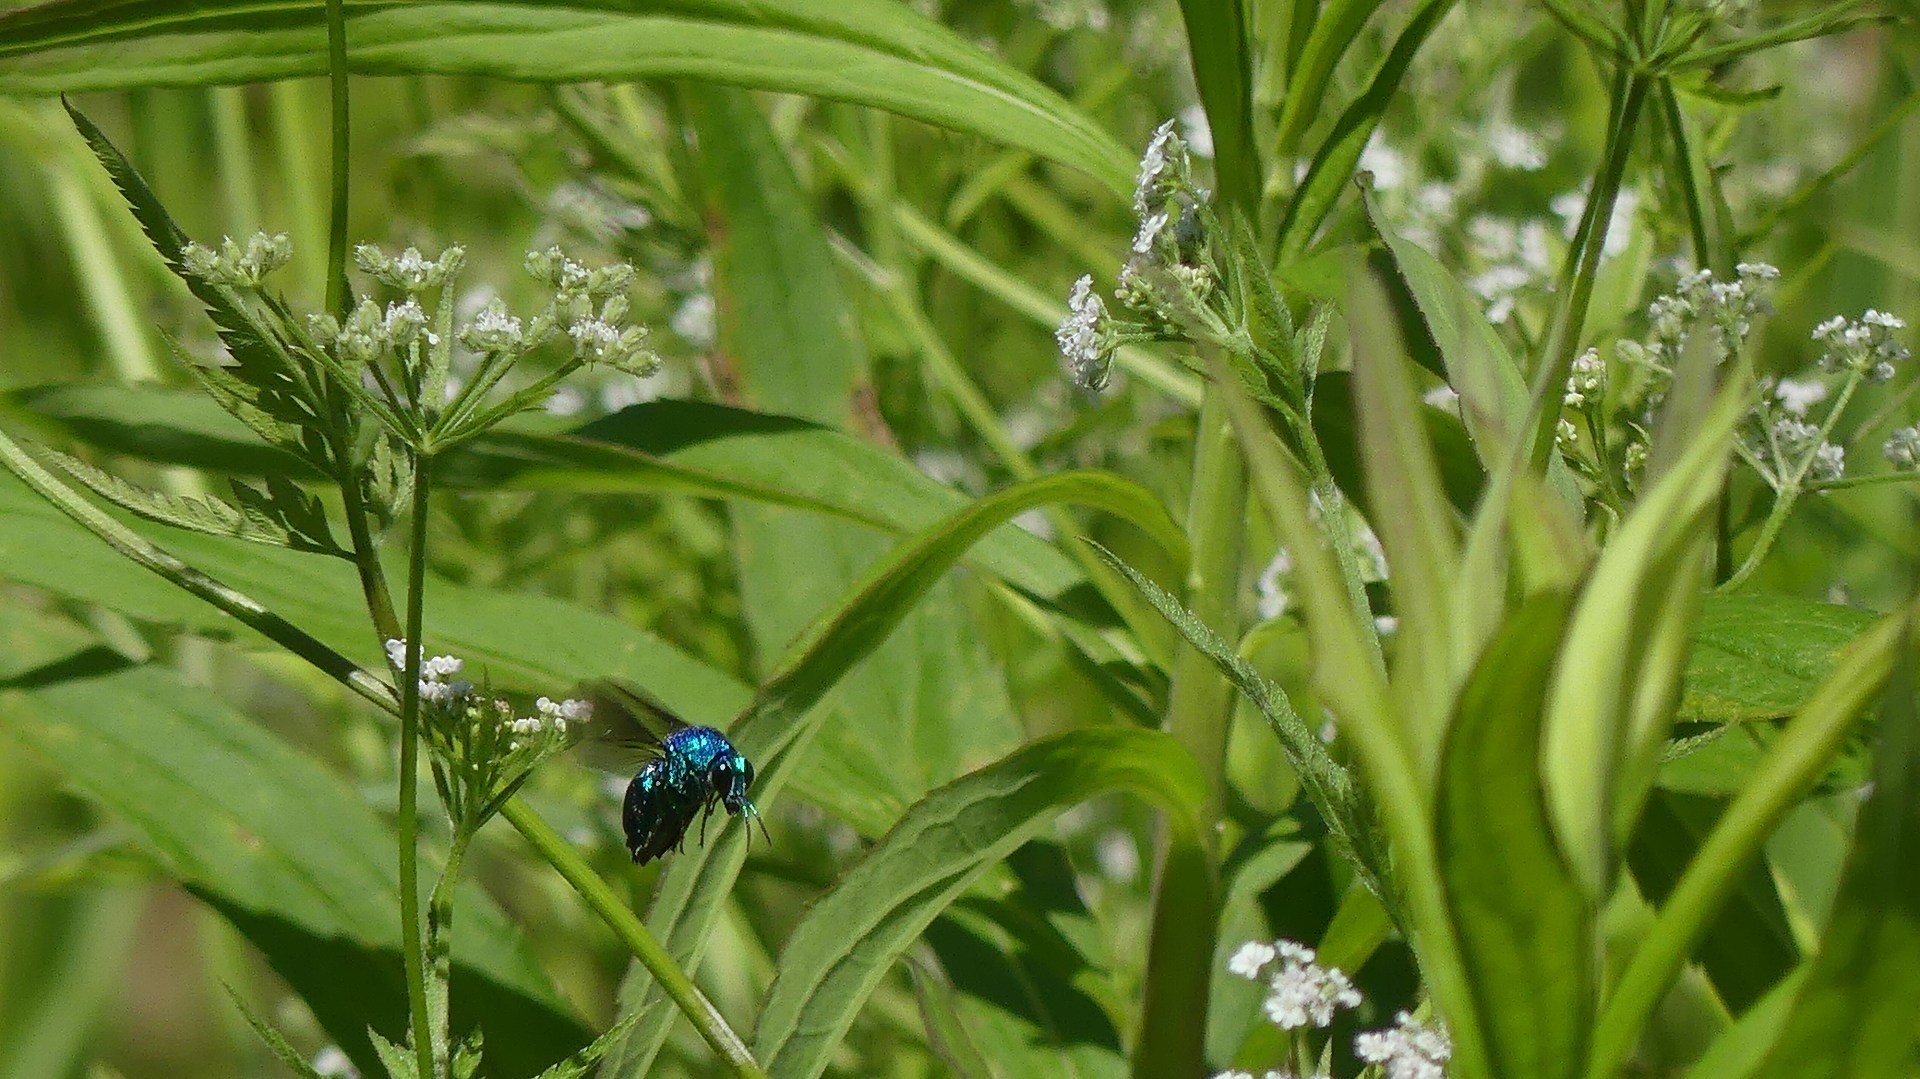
[1226,938,1362,1031]
[182,232,660,455]
[1354,1011,1452,1079]
[386,639,591,826]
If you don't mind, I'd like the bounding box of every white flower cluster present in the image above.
[1465,216,1552,325]
[1621,263,1778,370]
[1563,347,1604,408]
[319,297,432,365]
[1813,309,1909,383]
[385,638,472,703]
[1056,275,1114,390]
[1354,1011,1452,1079]
[1884,424,1920,471]
[1213,1069,1317,1079]
[179,232,292,289]
[355,243,464,294]
[1227,939,1361,1031]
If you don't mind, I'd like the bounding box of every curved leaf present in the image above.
[606,469,1190,1076]
[752,728,1207,1079]
[0,468,752,724]
[0,0,1132,194]
[0,665,588,1078]
[1438,592,1593,1079]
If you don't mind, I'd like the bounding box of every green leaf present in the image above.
[224,987,328,1079]
[1,1,1133,195]
[1585,608,1908,1079]
[1175,0,1259,215]
[0,468,753,724]
[1749,628,1920,1078]
[752,729,1208,1079]
[1270,1,1382,161]
[38,444,342,555]
[1276,0,1455,260]
[1542,380,1745,899]
[0,666,589,1079]
[908,954,999,1079]
[1678,595,1879,724]
[683,84,1023,839]
[1438,592,1593,1079]
[1092,544,1377,892]
[5,382,316,478]
[1348,263,1460,773]
[603,470,1188,1077]
[1627,791,1798,1013]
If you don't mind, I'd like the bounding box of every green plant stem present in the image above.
[1720,376,1863,591]
[498,798,770,1079]
[323,0,349,317]
[424,828,469,1067]
[396,458,434,1079]
[1528,67,1651,471]
[1131,384,1243,1079]
[1583,609,1908,1079]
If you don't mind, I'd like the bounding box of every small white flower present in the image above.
[1132,211,1170,255]
[1134,120,1181,212]
[1056,275,1113,390]
[1810,441,1846,482]
[1487,120,1547,171]
[1355,1011,1452,1079]
[1256,939,1361,1030]
[1227,940,1277,979]
[1884,425,1920,470]
[1772,377,1827,417]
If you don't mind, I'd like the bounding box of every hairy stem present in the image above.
[397,458,435,1079]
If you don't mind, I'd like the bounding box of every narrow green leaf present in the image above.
[1093,544,1378,892]
[3,1,1133,194]
[1749,628,1920,1078]
[908,955,999,1079]
[1542,380,1745,899]
[0,468,753,725]
[1348,263,1460,772]
[0,666,589,1078]
[1175,0,1259,215]
[605,470,1190,1077]
[1439,592,1593,1079]
[1627,792,1799,1012]
[38,443,342,554]
[6,382,315,478]
[1276,0,1455,260]
[1270,0,1381,161]
[752,729,1208,1079]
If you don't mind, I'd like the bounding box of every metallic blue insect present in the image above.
[586,681,768,865]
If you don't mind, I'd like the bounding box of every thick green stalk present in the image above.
[1132,384,1244,1079]
[1528,69,1652,471]
[498,799,770,1079]
[396,459,435,1079]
